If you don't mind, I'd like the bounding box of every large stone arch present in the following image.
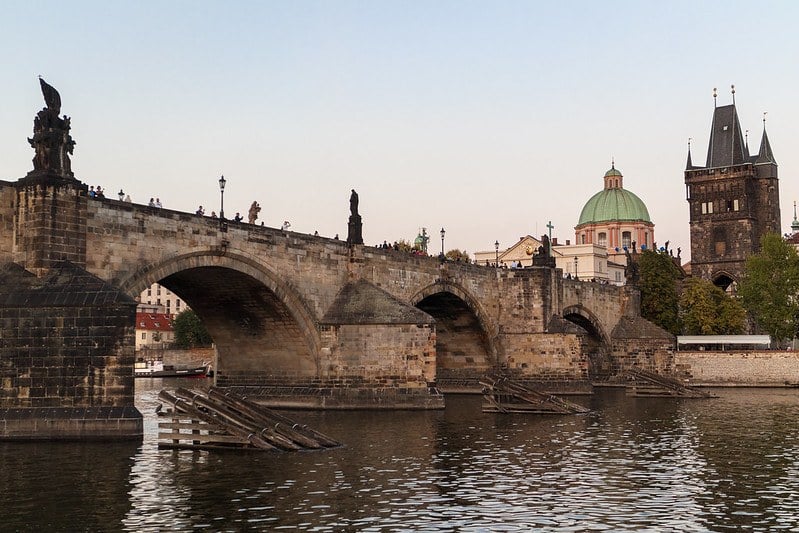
[118,249,321,380]
[562,304,609,344]
[411,280,498,387]
[562,304,611,380]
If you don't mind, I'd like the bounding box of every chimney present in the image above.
[552,237,559,246]
[566,239,570,245]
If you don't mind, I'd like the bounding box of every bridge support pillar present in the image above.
[0,262,142,440]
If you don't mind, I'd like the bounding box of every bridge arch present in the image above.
[410,280,498,384]
[562,304,609,345]
[119,249,321,379]
[562,304,611,380]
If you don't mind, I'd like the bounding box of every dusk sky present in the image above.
[2,1,798,260]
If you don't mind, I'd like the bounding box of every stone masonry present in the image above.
[0,175,676,413]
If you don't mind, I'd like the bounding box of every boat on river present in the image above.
[134,360,211,378]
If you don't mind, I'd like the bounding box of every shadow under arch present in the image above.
[562,304,609,345]
[562,304,611,380]
[712,271,737,293]
[119,249,321,378]
[410,280,498,383]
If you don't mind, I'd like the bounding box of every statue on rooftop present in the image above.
[27,77,75,178]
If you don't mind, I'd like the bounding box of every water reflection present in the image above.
[2,383,799,531]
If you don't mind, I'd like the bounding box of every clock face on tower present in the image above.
[525,245,534,256]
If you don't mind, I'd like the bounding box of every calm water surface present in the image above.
[2,381,799,531]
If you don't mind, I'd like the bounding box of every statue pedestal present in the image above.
[533,256,556,268]
[347,215,363,245]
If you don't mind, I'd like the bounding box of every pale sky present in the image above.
[2,1,798,260]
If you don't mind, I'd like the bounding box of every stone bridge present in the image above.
[0,81,674,439]
[0,174,674,414]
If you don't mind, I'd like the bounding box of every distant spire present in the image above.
[713,87,717,107]
[745,129,749,152]
[611,156,615,169]
[731,84,736,105]
[792,201,799,234]
[756,112,776,164]
[686,137,694,170]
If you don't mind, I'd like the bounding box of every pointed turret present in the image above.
[706,104,749,168]
[685,140,694,170]
[791,201,799,235]
[756,126,776,164]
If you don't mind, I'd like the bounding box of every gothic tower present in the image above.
[685,87,780,290]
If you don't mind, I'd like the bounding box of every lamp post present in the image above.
[574,256,578,280]
[440,228,446,259]
[118,189,125,201]
[218,175,226,219]
[494,240,499,267]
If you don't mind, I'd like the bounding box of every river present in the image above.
[2,380,799,531]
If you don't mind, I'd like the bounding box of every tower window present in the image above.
[733,199,739,211]
[598,232,607,247]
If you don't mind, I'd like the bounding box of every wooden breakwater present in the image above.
[480,375,590,414]
[625,368,717,398]
[157,387,341,451]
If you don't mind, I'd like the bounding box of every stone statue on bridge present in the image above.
[350,189,359,217]
[248,201,261,224]
[27,78,75,179]
[347,189,363,245]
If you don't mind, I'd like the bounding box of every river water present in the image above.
[2,380,799,531]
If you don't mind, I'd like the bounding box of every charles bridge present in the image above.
[0,80,674,439]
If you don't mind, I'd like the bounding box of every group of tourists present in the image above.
[192,200,263,226]
[148,198,163,208]
[88,185,105,199]
[376,241,428,256]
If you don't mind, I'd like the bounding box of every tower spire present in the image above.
[713,87,717,107]
[686,137,693,170]
[756,111,776,164]
[731,84,736,105]
[792,200,799,235]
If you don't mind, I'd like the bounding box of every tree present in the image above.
[172,310,213,348]
[637,249,682,335]
[738,233,799,344]
[679,277,745,335]
[445,249,470,262]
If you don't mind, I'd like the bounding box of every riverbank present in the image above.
[676,350,799,387]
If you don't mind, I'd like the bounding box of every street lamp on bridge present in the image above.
[440,228,446,260]
[495,240,499,267]
[218,175,226,219]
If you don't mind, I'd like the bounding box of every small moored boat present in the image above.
[135,360,211,378]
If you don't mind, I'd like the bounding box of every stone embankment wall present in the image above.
[676,351,799,386]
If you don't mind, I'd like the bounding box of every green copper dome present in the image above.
[577,188,651,226]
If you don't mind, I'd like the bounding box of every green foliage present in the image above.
[638,249,681,334]
[738,233,799,343]
[172,310,213,348]
[445,249,470,262]
[679,277,745,335]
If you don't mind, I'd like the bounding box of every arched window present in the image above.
[622,231,631,248]
[598,232,607,247]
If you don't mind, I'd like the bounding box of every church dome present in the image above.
[577,166,651,226]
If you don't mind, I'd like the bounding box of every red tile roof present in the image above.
[136,313,174,332]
